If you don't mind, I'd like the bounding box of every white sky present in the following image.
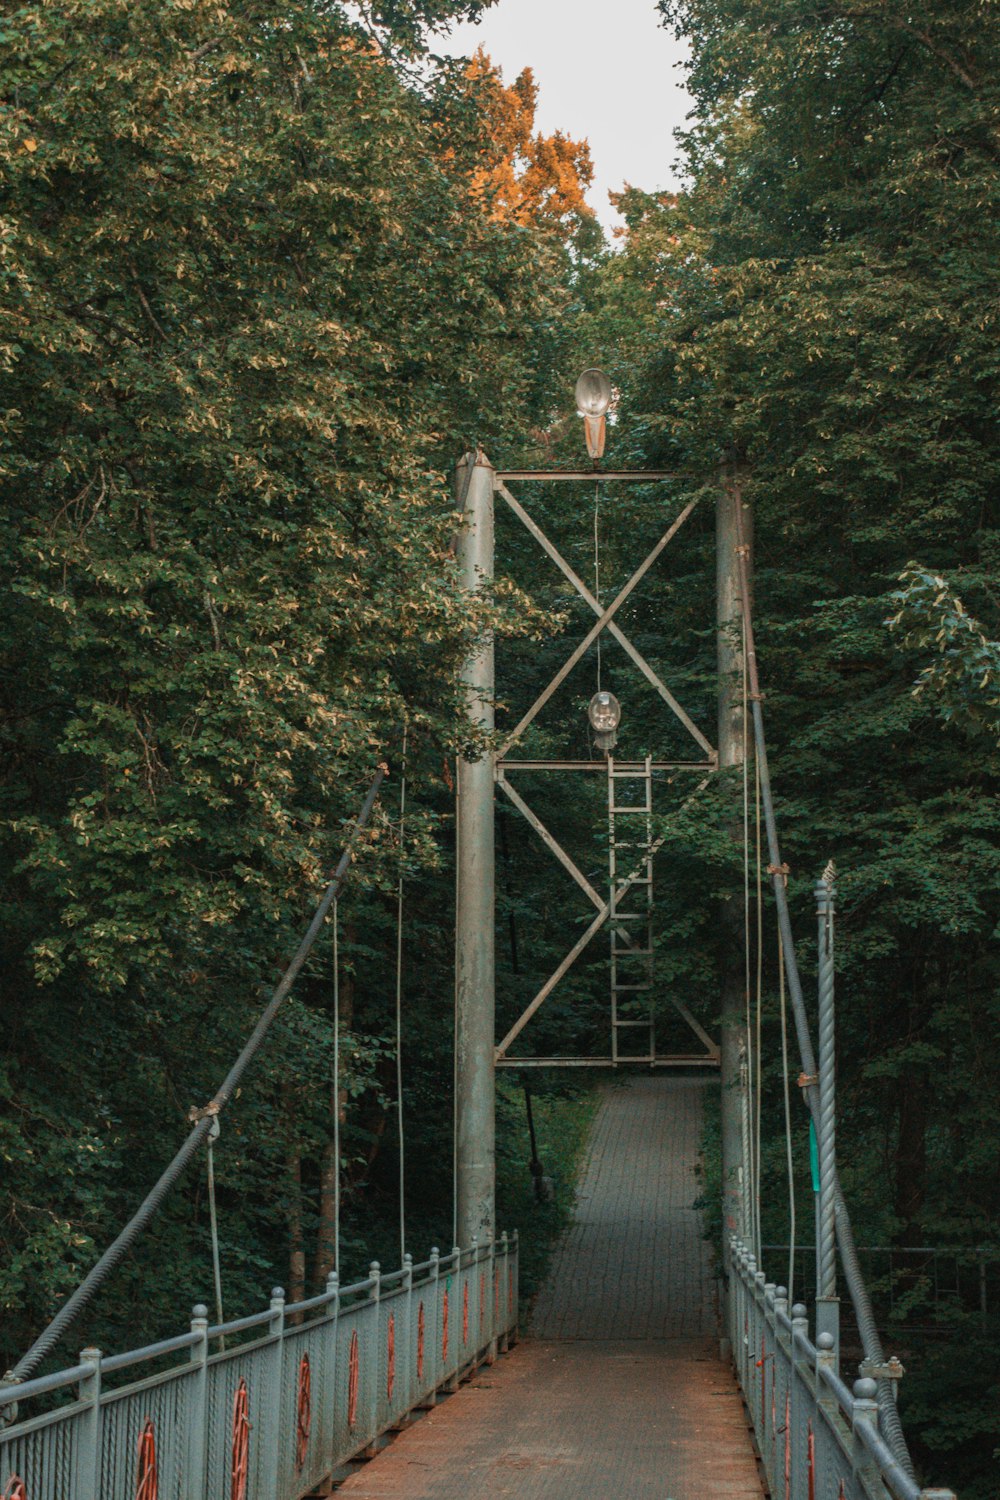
[436,0,693,237]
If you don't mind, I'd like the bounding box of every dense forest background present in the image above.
[2,0,999,1493]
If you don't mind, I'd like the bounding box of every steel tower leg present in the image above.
[455,450,496,1248]
[717,467,753,1345]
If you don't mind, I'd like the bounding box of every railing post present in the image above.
[188,1305,209,1500]
[773,1286,789,1500]
[850,1377,882,1491]
[498,1233,510,1355]
[789,1304,809,1500]
[467,1237,477,1370]
[75,1347,102,1500]
[753,1268,766,1438]
[735,1246,750,1388]
[814,1327,838,1494]
[262,1287,284,1498]
[816,1332,837,1423]
[444,1250,460,1392]
[401,1253,414,1418]
[323,1271,339,1474]
[511,1229,520,1346]
[486,1237,498,1364]
[762,1282,777,1483]
[365,1263,381,1454]
[424,1247,440,1404]
[0,1372,20,1430]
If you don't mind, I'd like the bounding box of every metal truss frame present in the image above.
[492,472,720,1069]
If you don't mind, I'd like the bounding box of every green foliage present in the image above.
[0,0,581,1369]
[577,0,1000,1487]
[495,1078,599,1306]
[889,564,1000,742]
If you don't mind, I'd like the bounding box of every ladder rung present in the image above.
[614,1018,653,1027]
[610,807,652,816]
[614,984,653,993]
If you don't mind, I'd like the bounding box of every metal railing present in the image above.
[0,1233,518,1500]
[728,1237,954,1500]
[764,1243,1000,1331]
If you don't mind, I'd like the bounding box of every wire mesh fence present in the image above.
[0,1234,518,1500]
[729,1237,954,1500]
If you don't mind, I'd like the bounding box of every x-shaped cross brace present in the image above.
[496,482,717,762]
[494,769,718,1062]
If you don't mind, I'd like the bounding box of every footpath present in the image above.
[336,1075,763,1499]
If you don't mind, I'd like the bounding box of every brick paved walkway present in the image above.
[533,1074,714,1339]
[336,1076,762,1499]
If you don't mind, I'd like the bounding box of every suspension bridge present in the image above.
[0,426,959,1500]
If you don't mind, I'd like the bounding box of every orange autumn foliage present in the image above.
[463,49,595,236]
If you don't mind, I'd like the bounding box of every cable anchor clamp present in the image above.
[797,1072,818,1090]
[188,1101,221,1124]
[767,862,790,885]
[859,1356,905,1383]
[736,544,751,558]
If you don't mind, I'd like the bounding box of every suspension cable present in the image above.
[333,896,341,1281]
[754,734,764,1264]
[728,476,912,1472]
[741,617,757,1256]
[778,928,795,1304]
[452,761,460,1252]
[395,727,408,1263]
[10,767,386,1383]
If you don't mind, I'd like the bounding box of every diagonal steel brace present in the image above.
[497,483,715,760]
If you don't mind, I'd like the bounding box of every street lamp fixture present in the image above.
[588,690,621,753]
[575,368,612,462]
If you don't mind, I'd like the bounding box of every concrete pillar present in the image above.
[455,450,496,1248]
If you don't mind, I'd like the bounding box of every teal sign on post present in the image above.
[809,1119,820,1194]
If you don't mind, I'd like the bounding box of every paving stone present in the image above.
[336,1076,762,1499]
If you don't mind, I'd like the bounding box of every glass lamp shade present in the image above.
[575,368,613,417]
[588,691,621,733]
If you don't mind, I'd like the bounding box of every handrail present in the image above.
[727,1236,952,1500]
[0,1234,520,1498]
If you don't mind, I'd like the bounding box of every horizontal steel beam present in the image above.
[494,471,689,483]
[497,759,716,774]
[495,1055,721,1069]
[496,470,684,482]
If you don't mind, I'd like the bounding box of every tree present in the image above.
[0,0,576,1363]
[459,49,600,250]
[580,1,1000,1489]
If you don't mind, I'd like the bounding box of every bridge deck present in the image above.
[336,1076,762,1498]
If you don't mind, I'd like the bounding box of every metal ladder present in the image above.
[608,756,656,1064]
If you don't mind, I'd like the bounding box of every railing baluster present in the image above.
[262,1288,285,1499]
[188,1305,209,1500]
[323,1272,339,1477]
[789,1303,809,1500]
[75,1347,102,1500]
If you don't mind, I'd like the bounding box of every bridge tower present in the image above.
[453,408,750,1261]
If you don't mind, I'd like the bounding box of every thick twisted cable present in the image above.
[729,483,913,1475]
[817,879,837,1301]
[10,767,385,1382]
